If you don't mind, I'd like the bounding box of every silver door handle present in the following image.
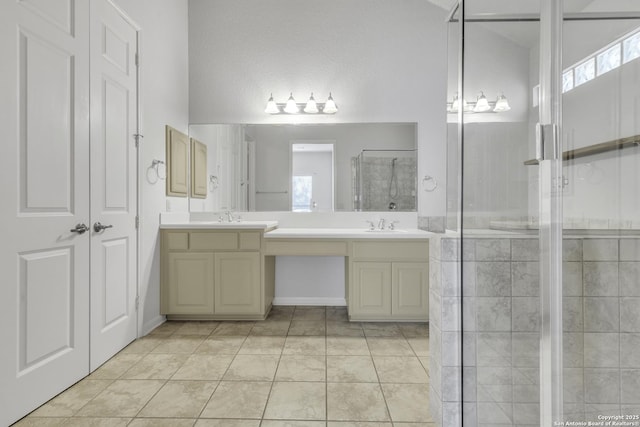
[70,223,89,234]
[93,222,113,232]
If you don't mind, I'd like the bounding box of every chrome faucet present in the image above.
[225,211,234,222]
[377,218,386,230]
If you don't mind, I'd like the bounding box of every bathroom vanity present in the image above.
[264,228,429,321]
[160,222,277,320]
[160,219,430,322]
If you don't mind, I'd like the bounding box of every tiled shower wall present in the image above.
[357,156,416,211]
[429,235,640,427]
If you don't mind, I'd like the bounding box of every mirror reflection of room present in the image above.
[188,122,417,213]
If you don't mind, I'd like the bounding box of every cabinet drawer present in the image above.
[239,232,261,250]
[351,241,428,261]
[165,231,189,250]
[190,232,238,250]
[265,240,348,256]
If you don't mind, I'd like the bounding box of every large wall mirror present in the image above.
[188,123,417,212]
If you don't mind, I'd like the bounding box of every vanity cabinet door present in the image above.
[166,252,215,314]
[351,262,392,316]
[214,252,261,315]
[392,262,428,318]
[165,126,189,197]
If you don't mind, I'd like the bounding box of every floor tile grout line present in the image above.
[368,333,395,423]
[258,338,285,422]
[325,309,329,422]
[25,307,430,425]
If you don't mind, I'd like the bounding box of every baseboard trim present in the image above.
[141,315,166,336]
[272,297,347,306]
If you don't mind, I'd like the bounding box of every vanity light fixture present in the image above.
[304,93,319,114]
[264,93,279,114]
[448,93,469,113]
[447,91,511,113]
[493,93,512,112]
[284,93,299,114]
[323,92,338,114]
[265,92,338,114]
[473,91,491,113]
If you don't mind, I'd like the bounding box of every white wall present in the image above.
[188,0,448,217]
[449,22,532,124]
[447,22,533,226]
[114,0,190,334]
[274,257,346,306]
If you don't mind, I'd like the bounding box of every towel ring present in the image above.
[209,175,219,192]
[147,159,165,184]
[422,175,438,192]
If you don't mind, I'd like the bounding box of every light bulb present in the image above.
[493,93,511,112]
[264,93,279,114]
[284,93,298,114]
[449,93,469,113]
[304,93,319,114]
[449,94,460,113]
[473,92,491,113]
[323,92,338,114]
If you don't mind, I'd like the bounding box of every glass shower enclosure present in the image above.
[352,149,417,211]
[433,1,640,426]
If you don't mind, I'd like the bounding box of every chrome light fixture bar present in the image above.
[447,91,511,113]
[265,92,338,114]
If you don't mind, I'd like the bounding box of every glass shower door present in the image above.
[445,2,640,426]
[453,1,552,425]
[560,11,640,425]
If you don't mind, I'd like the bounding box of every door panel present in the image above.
[391,262,428,317]
[19,248,74,369]
[351,262,392,316]
[167,252,215,315]
[20,31,74,213]
[18,0,74,35]
[214,252,261,315]
[191,138,208,198]
[166,126,189,196]
[102,238,129,327]
[89,0,138,371]
[104,78,130,210]
[0,1,90,425]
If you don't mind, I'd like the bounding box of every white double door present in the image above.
[0,1,138,425]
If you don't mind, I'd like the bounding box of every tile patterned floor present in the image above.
[15,306,432,427]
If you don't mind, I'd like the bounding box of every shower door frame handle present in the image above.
[536,123,560,162]
[539,0,565,425]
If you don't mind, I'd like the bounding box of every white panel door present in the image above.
[89,0,138,371]
[0,1,91,425]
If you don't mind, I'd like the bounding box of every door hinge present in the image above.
[135,215,140,229]
[135,295,139,311]
[133,133,144,147]
[135,52,139,67]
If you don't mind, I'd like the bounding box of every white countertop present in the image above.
[264,228,432,239]
[159,220,279,230]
